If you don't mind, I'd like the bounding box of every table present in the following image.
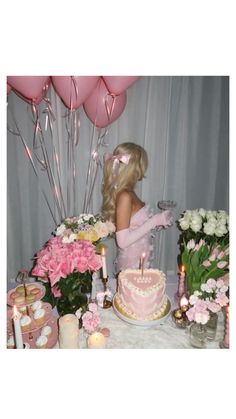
[7,276,225,349]
[77,275,225,349]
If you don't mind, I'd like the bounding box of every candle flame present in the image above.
[180,295,189,307]
[141,252,146,259]
[181,265,185,273]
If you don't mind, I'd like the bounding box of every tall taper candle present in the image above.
[178,265,185,296]
[101,247,107,278]
[12,305,24,349]
[140,252,146,277]
[224,305,229,348]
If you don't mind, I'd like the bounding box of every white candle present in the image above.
[178,265,185,296]
[224,305,229,348]
[87,332,106,349]
[101,247,108,278]
[59,314,80,349]
[12,305,24,349]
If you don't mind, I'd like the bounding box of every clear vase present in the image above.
[205,312,218,341]
[189,322,206,348]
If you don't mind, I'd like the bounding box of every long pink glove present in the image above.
[116,210,174,249]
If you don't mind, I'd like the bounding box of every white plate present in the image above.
[113,294,172,327]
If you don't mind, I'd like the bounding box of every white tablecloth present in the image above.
[77,275,225,349]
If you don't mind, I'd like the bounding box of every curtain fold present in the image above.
[7,76,229,282]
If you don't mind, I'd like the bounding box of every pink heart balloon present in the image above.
[7,84,12,95]
[51,76,100,110]
[13,78,51,105]
[7,76,50,101]
[83,78,127,128]
[102,76,140,95]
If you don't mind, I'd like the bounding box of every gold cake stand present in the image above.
[113,294,172,327]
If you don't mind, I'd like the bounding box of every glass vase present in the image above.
[205,312,218,341]
[189,322,206,348]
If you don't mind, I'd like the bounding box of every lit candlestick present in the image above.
[101,247,107,279]
[140,252,146,277]
[178,265,185,297]
[12,305,24,349]
[224,305,229,348]
[87,331,106,349]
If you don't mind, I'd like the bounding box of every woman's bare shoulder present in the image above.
[116,190,133,205]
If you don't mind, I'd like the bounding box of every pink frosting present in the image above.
[118,269,166,319]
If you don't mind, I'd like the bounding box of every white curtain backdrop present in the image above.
[7,76,229,284]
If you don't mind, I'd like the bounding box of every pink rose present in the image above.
[186,307,195,322]
[215,293,229,307]
[88,303,98,313]
[51,284,62,297]
[207,301,221,313]
[195,310,210,324]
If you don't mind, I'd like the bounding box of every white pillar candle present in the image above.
[12,305,24,349]
[59,314,80,349]
[101,247,107,278]
[87,332,106,349]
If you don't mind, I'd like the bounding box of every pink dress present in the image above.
[115,205,154,272]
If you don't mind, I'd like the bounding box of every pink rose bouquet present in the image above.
[32,236,102,316]
[79,302,101,334]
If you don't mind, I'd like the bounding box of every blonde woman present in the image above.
[102,142,173,272]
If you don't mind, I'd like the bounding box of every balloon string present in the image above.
[82,121,96,213]
[104,93,115,121]
[82,79,103,213]
[31,104,64,221]
[42,97,67,218]
[7,112,58,226]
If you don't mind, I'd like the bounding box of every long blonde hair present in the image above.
[102,142,148,222]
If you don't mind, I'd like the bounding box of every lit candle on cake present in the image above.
[101,247,108,279]
[140,252,146,277]
[224,305,229,348]
[12,305,24,349]
[178,265,185,297]
[87,331,106,349]
[59,314,80,349]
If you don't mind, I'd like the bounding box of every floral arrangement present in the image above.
[76,302,101,334]
[55,214,115,247]
[178,209,229,294]
[32,236,102,316]
[178,208,229,244]
[186,278,229,324]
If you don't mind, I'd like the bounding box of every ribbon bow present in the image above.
[104,153,131,165]
[104,153,131,188]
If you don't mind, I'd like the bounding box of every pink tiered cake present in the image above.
[116,268,168,320]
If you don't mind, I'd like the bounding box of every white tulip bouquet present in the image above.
[178,209,229,294]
